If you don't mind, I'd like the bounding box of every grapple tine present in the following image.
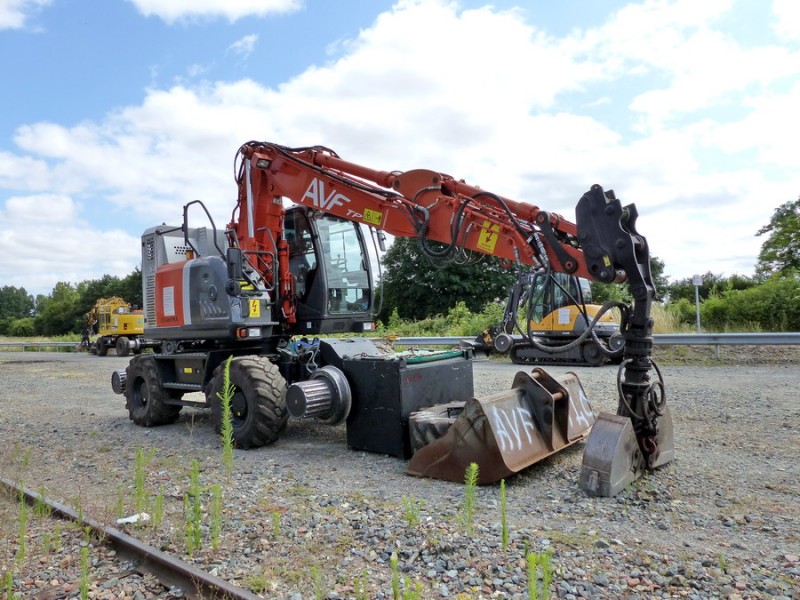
[406,369,596,484]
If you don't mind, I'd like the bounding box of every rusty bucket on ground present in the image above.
[406,368,596,484]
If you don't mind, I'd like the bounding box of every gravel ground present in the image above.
[0,348,798,599]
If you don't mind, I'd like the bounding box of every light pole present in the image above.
[693,274,703,333]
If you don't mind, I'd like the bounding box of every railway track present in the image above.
[1,476,261,600]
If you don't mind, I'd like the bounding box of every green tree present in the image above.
[666,271,757,304]
[379,238,517,321]
[0,286,35,319]
[34,282,81,336]
[756,197,800,278]
[119,267,143,309]
[75,269,144,318]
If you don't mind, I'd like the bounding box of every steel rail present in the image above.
[0,476,262,600]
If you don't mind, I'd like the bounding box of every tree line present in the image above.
[1,198,798,336]
[0,270,142,337]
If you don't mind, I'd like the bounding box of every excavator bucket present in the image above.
[406,368,596,484]
[579,408,674,497]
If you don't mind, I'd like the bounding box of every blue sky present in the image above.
[1,0,799,297]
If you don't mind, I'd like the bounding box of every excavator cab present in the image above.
[284,206,375,335]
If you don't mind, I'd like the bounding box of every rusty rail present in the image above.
[0,476,262,600]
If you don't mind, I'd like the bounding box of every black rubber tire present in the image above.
[207,356,288,449]
[95,336,108,357]
[581,341,606,367]
[125,355,182,426]
[116,337,131,357]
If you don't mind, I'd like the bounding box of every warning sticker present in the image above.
[477,220,500,253]
[249,299,261,318]
[163,286,175,317]
[363,208,383,226]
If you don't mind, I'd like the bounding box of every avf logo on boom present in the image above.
[303,177,352,210]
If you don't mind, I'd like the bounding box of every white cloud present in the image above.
[127,0,301,24]
[772,0,800,41]
[227,34,259,59]
[0,0,49,29]
[0,194,141,294]
[2,0,798,295]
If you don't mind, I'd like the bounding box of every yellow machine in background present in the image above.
[483,269,624,365]
[88,297,145,357]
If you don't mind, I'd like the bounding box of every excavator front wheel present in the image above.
[125,355,182,427]
[207,356,289,449]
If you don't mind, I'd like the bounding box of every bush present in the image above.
[699,276,799,331]
[8,317,36,337]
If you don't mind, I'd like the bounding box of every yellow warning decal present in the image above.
[363,208,383,226]
[249,299,261,318]
[603,256,611,267]
[477,220,501,253]
[183,367,193,374]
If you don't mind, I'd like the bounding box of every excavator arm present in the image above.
[232,141,672,495]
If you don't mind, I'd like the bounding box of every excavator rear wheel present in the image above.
[207,356,289,449]
[95,336,108,357]
[125,355,182,426]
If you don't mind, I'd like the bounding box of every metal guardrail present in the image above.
[2,333,799,352]
[0,341,77,350]
[393,333,800,347]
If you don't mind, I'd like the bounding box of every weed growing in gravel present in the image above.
[115,483,125,520]
[310,564,325,599]
[245,570,271,593]
[272,510,280,539]
[40,531,52,554]
[718,552,728,573]
[461,462,479,534]
[33,485,51,519]
[401,577,423,599]
[354,568,369,600]
[133,447,155,516]
[5,569,16,599]
[80,544,90,599]
[210,483,222,550]
[526,550,553,600]
[402,496,423,527]
[391,552,400,599]
[500,479,508,549]
[217,355,235,477]
[151,485,165,530]
[16,488,27,566]
[52,523,62,552]
[184,459,203,555]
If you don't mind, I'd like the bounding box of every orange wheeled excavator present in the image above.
[111,141,673,496]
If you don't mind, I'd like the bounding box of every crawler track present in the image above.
[0,476,261,600]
